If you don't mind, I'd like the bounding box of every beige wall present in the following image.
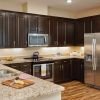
[48,7,76,18]
[0,0,99,18]
[75,7,100,18]
[26,0,48,15]
[0,0,22,12]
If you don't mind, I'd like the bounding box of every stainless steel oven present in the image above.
[28,33,48,47]
[32,63,54,81]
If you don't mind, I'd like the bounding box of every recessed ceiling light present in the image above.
[66,0,72,3]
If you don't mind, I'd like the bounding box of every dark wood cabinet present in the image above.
[0,12,6,48]
[5,12,28,48]
[38,16,49,34]
[49,17,58,46]
[16,13,28,48]
[5,62,32,75]
[57,18,66,46]
[5,12,16,48]
[28,15,50,34]
[54,59,71,83]
[63,59,71,82]
[65,20,74,45]
[92,15,100,33]
[84,17,92,33]
[28,15,38,33]
[74,19,84,46]
[71,59,84,83]
[50,17,74,46]
[54,60,63,83]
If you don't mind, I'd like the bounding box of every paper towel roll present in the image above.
[41,64,46,76]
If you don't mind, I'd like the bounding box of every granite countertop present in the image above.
[0,64,64,100]
[0,56,84,64]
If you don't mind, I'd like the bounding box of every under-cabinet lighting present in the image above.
[66,0,72,3]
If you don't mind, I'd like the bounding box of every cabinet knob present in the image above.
[13,41,15,47]
[12,66,17,68]
[64,41,66,45]
[55,62,59,64]
[23,65,27,67]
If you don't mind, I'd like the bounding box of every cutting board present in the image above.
[2,79,34,89]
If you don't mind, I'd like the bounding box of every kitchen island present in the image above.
[0,64,64,100]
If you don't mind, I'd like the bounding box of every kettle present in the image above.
[33,51,39,61]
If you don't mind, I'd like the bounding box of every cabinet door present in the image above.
[0,12,5,48]
[75,19,84,46]
[5,63,20,70]
[38,16,49,34]
[63,60,71,82]
[20,63,32,74]
[84,17,92,33]
[49,17,58,46]
[5,12,16,48]
[5,62,32,75]
[66,20,74,46]
[92,15,100,33]
[28,15,38,33]
[16,13,28,48]
[80,60,84,83]
[58,19,66,46]
[71,59,84,82]
[54,61,63,83]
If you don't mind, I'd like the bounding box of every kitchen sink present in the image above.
[0,69,18,78]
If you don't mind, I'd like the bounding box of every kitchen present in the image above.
[0,0,100,100]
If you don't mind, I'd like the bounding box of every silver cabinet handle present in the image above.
[92,39,94,70]
[13,41,15,47]
[92,38,96,71]
[62,65,63,71]
[60,65,61,71]
[94,39,96,70]
[23,65,28,67]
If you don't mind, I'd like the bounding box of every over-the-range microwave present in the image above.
[28,33,48,47]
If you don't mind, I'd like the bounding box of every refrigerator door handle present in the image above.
[92,39,95,70]
[94,39,96,70]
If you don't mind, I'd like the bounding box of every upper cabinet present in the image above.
[65,20,74,46]
[0,10,100,48]
[28,15,49,34]
[49,17,58,46]
[57,18,66,46]
[38,16,50,34]
[28,15,38,33]
[84,17,92,33]
[5,12,16,48]
[74,19,84,46]
[5,12,28,48]
[15,13,28,48]
[0,12,6,48]
[0,11,28,48]
[49,17,74,46]
[92,15,100,33]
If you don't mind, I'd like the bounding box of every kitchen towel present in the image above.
[41,64,46,76]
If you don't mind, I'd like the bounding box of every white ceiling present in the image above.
[16,0,100,12]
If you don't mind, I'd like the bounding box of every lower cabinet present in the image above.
[5,62,32,75]
[54,59,71,83]
[54,58,84,84]
[71,59,84,83]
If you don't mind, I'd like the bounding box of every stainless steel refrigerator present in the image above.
[84,33,100,88]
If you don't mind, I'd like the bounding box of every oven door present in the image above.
[33,63,54,81]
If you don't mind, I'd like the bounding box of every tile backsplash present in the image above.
[0,47,84,58]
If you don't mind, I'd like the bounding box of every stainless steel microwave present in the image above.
[28,33,48,47]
